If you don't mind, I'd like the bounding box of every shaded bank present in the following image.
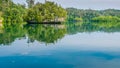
[27,21,62,24]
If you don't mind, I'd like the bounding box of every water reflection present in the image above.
[0,22,120,68]
[0,24,25,45]
[1,21,120,45]
[66,21,120,35]
[0,24,67,45]
[25,24,66,44]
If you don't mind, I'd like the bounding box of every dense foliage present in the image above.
[66,8,120,22]
[1,0,120,46]
[25,1,67,22]
[0,11,2,19]
[92,16,120,22]
[0,0,67,24]
[0,0,26,25]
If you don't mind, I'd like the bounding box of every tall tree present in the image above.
[26,0,35,8]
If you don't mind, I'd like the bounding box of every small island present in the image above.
[0,0,67,24]
[1,0,120,25]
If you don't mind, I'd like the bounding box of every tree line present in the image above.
[0,0,67,24]
[1,0,120,24]
[66,8,120,22]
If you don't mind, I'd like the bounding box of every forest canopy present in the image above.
[66,8,120,22]
[0,0,120,24]
[25,1,67,22]
[0,0,67,24]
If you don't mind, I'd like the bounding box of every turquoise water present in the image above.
[0,24,120,68]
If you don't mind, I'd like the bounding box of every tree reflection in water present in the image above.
[0,24,67,45]
[1,21,120,46]
[25,24,67,44]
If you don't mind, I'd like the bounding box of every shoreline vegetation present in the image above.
[0,0,120,45]
[66,8,120,22]
[0,0,120,26]
[0,0,67,25]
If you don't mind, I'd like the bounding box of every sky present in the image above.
[13,0,120,10]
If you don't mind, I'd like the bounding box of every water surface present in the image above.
[0,24,120,68]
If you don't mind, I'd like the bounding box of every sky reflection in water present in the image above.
[0,30,120,68]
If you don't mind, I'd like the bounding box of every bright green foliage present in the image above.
[66,8,100,21]
[0,0,13,11]
[101,9,120,17]
[0,0,67,24]
[3,6,26,25]
[74,17,83,21]
[26,0,35,8]
[1,1,26,25]
[92,16,120,22]
[25,3,43,22]
[0,12,3,20]
[66,8,120,22]
[25,1,67,22]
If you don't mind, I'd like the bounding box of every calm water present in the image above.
[0,23,120,68]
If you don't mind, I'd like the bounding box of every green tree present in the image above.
[26,0,35,8]
[25,1,67,23]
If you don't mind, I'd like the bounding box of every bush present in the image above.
[92,16,120,22]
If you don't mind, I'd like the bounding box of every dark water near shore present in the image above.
[0,23,120,68]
